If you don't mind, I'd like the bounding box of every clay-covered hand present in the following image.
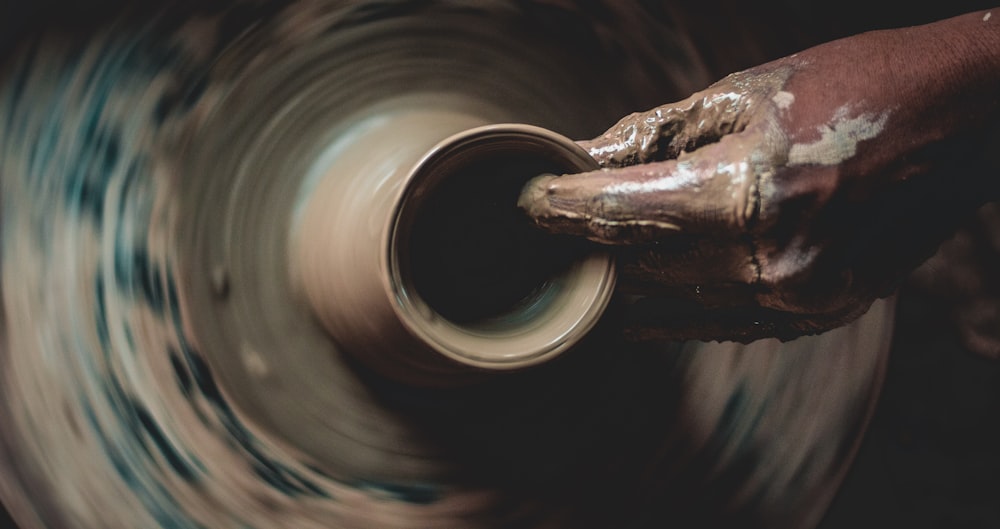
[520,9,1000,342]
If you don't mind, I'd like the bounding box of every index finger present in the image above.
[519,133,764,245]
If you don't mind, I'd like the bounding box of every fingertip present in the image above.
[518,170,674,245]
[518,171,609,241]
[516,173,560,219]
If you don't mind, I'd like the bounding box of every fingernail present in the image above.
[518,173,595,228]
[518,172,615,242]
[517,173,559,219]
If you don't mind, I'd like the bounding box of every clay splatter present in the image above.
[772,91,795,110]
[788,105,890,166]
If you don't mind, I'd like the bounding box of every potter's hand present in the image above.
[521,9,1000,342]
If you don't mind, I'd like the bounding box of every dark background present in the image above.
[817,287,1000,529]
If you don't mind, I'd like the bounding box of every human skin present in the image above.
[520,9,1000,342]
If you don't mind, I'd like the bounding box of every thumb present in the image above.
[519,135,763,245]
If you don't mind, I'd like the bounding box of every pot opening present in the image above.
[389,125,614,369]
[406,161,589,328]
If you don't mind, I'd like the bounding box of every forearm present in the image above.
[786,9,1000,195]
[883,8,1000,172]
[898,8,1000,198]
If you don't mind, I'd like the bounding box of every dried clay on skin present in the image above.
[787,105,890,166]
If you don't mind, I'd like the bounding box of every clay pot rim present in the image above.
[384,123,617,370]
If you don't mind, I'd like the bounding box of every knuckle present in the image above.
[754,245,839,314]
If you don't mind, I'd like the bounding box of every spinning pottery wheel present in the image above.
[0,2,894,528]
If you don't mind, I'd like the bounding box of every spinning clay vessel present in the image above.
[0,2,894,528]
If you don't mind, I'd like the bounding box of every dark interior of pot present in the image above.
[405,156,589,326]
[1,2,998,529]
